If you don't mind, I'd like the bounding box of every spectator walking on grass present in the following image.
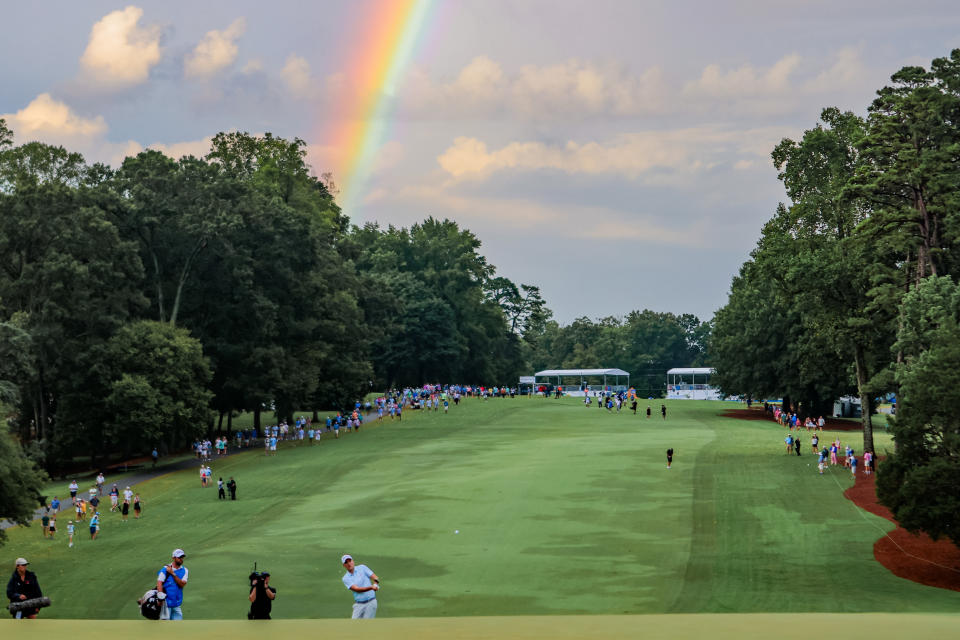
[795,436,801,456]
[667,448,674,469]
[122,487,133,522]
[89,511,100,540]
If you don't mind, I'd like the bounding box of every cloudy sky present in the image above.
[3,1,959,323]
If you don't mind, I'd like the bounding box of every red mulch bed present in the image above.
[721,408,863,431]
[844,468,960,591]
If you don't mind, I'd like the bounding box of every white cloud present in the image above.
[377,182,711,247]
[282,54,314,96]
[803,46,868,92]
[436,128,785,181]
[185,18,246,78]
[399,56,667,118]
[1,93,219,166]
[147,137,213,160]
[79,6,163,87]
[1,93,107,140]
[681,48,876,115]
[241,59,264,74]
[685,54,802,98]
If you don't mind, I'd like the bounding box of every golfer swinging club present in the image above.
[341,554,379,619]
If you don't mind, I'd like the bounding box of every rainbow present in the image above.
[321,0,432,216]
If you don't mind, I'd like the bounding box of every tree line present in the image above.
[0,124,552,473]
[0,121,710,479]
[709,49,960,544]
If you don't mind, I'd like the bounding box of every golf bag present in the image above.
[137,589,165,620]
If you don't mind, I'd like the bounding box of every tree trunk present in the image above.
[169,238,206,327]
[312,409,319,422]
[254,406,261,431]
[226,411,233,434]
[37,367,48,442]
[217,411,224,434]
[150,249,166,322]
[854,344,875,454]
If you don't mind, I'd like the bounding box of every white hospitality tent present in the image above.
[534,368,631,391]
[666,367,720,400]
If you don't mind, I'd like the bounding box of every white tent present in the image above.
[534,368,630,390]
[666,367,720,400]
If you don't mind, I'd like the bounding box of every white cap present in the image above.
[172,549,186,558]
[341,554,352,564]
[15,557,28,566]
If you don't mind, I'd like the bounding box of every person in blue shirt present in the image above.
[50,497,60,514]
[157,549,189,620]
[89,512,100,540]
[341,554,379,619]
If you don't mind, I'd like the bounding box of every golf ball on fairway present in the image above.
[455,530,459,534]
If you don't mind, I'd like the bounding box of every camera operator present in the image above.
[6,558,42,619]
[248,571,275,619]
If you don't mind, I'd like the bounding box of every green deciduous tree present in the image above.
[0,417,47,546]
[0,142,145,465]
[94,321,213,457]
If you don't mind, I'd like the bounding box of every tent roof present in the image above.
[534,368,630,377]
[666,367,715,375]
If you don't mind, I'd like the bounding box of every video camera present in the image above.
[248,562,269,587]
[8,596,52,613]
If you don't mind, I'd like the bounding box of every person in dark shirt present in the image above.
[248,572,276,619]
[7,558,42,618]
[667,448,674,469]
[227,477,237,500]
[661,404,667,420]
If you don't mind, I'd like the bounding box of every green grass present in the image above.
[4,398,957,620]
